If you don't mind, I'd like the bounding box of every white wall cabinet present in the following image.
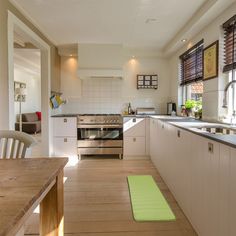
[52,117,77,158]
[149,117,236,236]
[123,117,149,159]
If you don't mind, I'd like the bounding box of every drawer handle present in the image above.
[162,124,164,129]
[64,138,68,143]
[133,118,136,123]
[133,138,136,142]
[208,142,213,153]
[64,118,67,123]
[177,130,181,138]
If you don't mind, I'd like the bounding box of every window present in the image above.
[179,40,204,103]
[223,15,236,73]
[223,15,236,117]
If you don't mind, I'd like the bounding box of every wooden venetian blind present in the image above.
[179,40,204,86]
[223,15,236,73]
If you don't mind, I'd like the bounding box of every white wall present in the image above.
[14,67,41,120]
[60,50,171,114]
[169,2,236,121]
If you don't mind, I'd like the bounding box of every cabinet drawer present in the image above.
[124,136,146,156]
[53,137,77,157]
[123,118,146,137]
[53,117,77,137]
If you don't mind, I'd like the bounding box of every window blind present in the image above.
[179,40,204,86]
[223,15,236,73]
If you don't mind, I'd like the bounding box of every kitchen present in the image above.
[1,0,236,235]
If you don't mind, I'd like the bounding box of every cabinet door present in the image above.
[219,144,230,236]
[173,128,192,219]
[123,118,146,137]
[124,136,146,156]
[202,139,220,236]
[229,148,236,236]
[53,137,77,157]
[149,118,156,160]
[53,117,77,137]
[190,135,205,235]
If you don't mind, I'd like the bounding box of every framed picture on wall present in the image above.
[203,40,219,80]
[14,81,26,102]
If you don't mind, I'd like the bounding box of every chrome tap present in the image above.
[222,80,236,108]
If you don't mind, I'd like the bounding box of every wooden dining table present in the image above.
[0,157,68,236]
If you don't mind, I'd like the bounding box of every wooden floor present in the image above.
[25,158,197,236]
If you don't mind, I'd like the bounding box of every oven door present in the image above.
[77,126,123,148]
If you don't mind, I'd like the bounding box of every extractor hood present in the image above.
[77,44,124,79]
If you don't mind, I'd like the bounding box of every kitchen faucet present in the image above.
[222,80,236,108]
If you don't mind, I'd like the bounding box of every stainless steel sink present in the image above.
[196,126,236,135]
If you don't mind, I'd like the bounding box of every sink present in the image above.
[195,126,236,135]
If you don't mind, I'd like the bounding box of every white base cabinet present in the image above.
[149,117,236,236]
[123,117,149,159]
[52,117,77,158]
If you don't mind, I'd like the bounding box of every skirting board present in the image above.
[123,155,150,160]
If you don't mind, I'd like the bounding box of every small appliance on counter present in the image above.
[136,107,156,115]
[167,102,176,115]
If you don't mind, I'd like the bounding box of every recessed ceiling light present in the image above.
[145,18,157,24]
[181,39,187,43]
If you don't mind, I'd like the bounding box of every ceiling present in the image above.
[10,0,235,55]
[14,49,41,76]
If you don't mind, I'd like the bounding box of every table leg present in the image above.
[40,170,64,236]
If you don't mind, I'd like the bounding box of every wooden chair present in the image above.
[0,130,36,159]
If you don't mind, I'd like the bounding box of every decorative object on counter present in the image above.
[203,40,219,80]
[136,107,156,115]
[128,102,132,114]
[137,74,158,89]
[50,91,66,109]
[184,99,202,119]
[167,102,176,115]
[184,100,196,117]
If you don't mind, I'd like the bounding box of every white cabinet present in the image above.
[149,118,236,236]
[53,117,77,137]
[123,117,149,159]
[52,117,77,158]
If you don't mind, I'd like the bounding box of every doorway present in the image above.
[8,12,51,156]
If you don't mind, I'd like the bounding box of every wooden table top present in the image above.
[0,158,68,236]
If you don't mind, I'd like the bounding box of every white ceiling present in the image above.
[14,49,41,76]
[10,0,235,55]
[10,0,235,54]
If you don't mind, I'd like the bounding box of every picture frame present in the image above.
[203,40,219,80]
[14,81,26,102]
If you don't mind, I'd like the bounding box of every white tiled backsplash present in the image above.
[61,78,162,114]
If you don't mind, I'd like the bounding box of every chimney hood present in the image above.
[77,44,124,79]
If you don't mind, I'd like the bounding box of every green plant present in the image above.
[185,100,196,109]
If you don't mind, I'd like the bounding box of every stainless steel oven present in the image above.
[77,115,123,158]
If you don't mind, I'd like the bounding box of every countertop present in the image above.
[150,115,236,148]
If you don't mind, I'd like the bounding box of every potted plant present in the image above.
[194,100,202,119]
[184,100,196,117]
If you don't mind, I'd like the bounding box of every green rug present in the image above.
[127,175,176,221]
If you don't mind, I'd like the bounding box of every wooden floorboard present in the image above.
[25,159,197,235]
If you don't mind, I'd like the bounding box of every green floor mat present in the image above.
[127,175,176,221]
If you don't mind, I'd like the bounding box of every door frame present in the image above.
[8,11,52,156]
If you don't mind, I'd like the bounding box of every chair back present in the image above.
[0,130,36,159]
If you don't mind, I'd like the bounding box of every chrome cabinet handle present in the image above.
[64,138,68,142]
[162,124,164,129]
[177,130,181,138]
[132,118,136,123]
[208,142,214,153]
[133,137,136,142]
[64,118,67,123]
